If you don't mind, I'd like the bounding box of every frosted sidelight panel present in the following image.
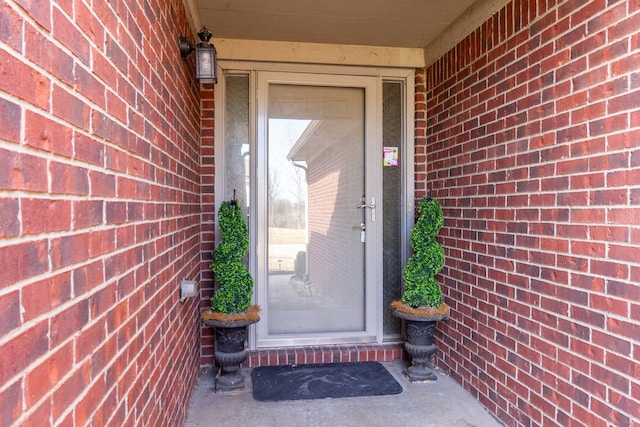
[382,81,403,338]
[224,75,250,211]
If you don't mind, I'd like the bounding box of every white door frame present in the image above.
[214,62,415,349]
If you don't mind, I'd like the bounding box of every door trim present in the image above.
[214,63,416,349]
[255,72,380,347]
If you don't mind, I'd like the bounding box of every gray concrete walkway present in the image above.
[184,361,502,427]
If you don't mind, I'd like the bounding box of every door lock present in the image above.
[352,222,366,243]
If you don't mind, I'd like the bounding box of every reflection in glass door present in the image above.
[256,74,380,346]
[268,84,365,334]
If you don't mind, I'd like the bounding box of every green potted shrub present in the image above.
[202,196,259,392]
[391,194,449,382]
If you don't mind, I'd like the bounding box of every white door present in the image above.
[255,72,381,347]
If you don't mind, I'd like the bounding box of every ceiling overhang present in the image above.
[182,0,511,67]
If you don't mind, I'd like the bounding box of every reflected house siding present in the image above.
[280,85,367,324]
[306,123,365,309]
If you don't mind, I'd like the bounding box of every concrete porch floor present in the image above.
[184,361,502,427]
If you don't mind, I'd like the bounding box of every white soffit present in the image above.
[194,0,478,48]
[184,0,512,67]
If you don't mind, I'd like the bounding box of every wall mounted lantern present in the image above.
[179,27,217,84]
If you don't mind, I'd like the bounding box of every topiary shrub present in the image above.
[210,199,253,314]
[402,196,445,308]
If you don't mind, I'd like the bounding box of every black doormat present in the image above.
[251,361,403,402]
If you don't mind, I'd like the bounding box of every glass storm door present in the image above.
[256,73,380,346]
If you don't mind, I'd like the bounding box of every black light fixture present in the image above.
[179,27,217,84]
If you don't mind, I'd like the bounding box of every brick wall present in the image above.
[0,0,202,425]
[199,84,216,366]
[421,0,640,426]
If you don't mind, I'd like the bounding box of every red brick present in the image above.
[591,151,630,171]
[22,198,72,234]
[589,225,628,242]
[0,3,23,53]
[104,146,129,174]
[594,329,632,356]
[632,266,640,285]
[24,22,74,86]
[24,341,74,406]
[52,84,90,129]
[570,272,604,292]
[607,317,640,343]
[52,363,90,420]
[50,299,90,347]
[97,390,121,427]
[52,6,90,65]
[0,380,22,425]
[90,170,117,198]
[73,134,104,166]
[608,168,640,187]
[20,396,53,427]
[74,66,106,108]
[617,38,640,75]
[88,335,118,382]
[72,199,104,229]
[50,161,90,195]
[74,376,107,426]
[609,207,640,224]
[0,239,48,285]
[570,101,606,125]
[24,110,73,158]
[76,1,105,47]
[13,0,51,31]
[0,148,48,192]
[609,7,640,40]
[609,389,640,421]
[1,50,50,108]
[590,259,628,280]
[106,90,128,124]
[609,242,640,264]
[590,399,631,426]
[92,112,129,146]
[0,291,21,336]
[89,284,118,320]
[0,96,21,143]
[0,197,20,238]
[589,113,629,136]
[570,207,605,223]
[50,231,114,269]
[21,271,72,322]
[571,403,609,427]
[0,319,49,385]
